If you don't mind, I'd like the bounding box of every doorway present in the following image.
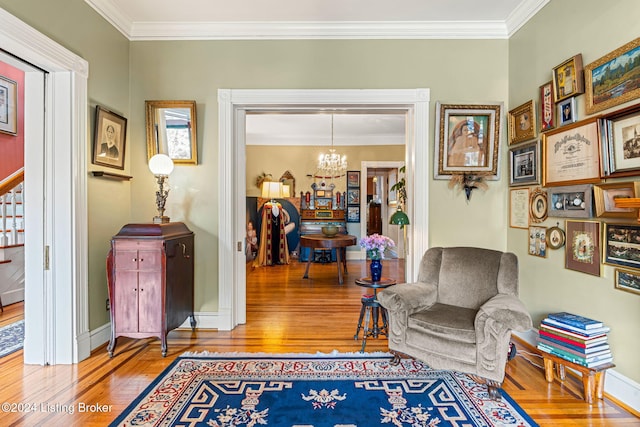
[218,89,430,330]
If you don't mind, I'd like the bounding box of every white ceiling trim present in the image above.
[85,0,550,41]
[127,20,510,41]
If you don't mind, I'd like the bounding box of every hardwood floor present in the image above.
[0,258,638,426]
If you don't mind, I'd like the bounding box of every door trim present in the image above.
[218,88,430,330]
[0,8,89,364]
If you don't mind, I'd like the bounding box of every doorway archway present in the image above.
[218,89,430,330]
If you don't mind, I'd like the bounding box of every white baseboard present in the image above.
[512,329,640,413]
[1,288,24,306]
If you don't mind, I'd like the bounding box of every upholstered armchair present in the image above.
[377,247,532,398]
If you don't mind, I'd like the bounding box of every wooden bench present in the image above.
[542,352,615,404]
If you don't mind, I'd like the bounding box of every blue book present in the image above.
[542,318,610,336]
[547,312,603,330]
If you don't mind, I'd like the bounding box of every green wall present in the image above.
[127,38,509,312]
[0,0,131,330]
[509,0,640,383]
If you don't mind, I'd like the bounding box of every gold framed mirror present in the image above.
[145,100,198,165]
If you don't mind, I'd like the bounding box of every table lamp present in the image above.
[149,153,174,224]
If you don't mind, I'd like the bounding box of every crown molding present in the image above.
[505,0,550,37]
[85,0,548,40]
[128,20,509,41]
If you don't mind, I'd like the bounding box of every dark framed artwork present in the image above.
[558,97,577,126]
[347,188,360,205]
[509,140,540,186]
[552,54,585,102]
[434,102,503,180]
[93,105,127,170]
[346,205,360,223]
[539,81,555,132]
[347,171,360,188]
[603,223,640,269]
[542,118,601,187]
[0,75,17,135]
[508,100,536,145]
[585,37,640,114]
[565,220,601,276]
[546,184,594,218]
[615,268,640,296]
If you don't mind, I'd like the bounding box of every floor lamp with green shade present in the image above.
[389,208,410,257]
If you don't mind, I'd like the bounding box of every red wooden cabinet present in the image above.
[107,222,195,357]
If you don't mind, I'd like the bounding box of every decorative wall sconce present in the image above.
[149,153,174,224]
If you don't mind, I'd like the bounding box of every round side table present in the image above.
[354,277,396,352]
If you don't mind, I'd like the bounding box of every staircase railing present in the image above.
[0,168,24,247]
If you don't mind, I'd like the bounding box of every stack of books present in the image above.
[538,312,613,368]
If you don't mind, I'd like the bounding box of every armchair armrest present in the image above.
[377,282,438,314]
[477,294,532,332]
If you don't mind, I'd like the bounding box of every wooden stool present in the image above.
[542,352,615,404]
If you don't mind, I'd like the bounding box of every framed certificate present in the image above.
[542,117,601,187]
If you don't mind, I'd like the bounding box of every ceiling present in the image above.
[85,0,549,40]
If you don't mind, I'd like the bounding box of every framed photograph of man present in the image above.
[434,102,502,180]
[93,105,127,170]
[0,75,17,135]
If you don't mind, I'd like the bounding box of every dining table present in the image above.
[299,234,357,284]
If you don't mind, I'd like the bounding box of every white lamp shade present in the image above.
[149,154,174,176]
[261,181,283,199]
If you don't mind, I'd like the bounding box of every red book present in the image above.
[539,329,606,348]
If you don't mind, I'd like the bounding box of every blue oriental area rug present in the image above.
[0,320,24,358]
[110,352,538,427]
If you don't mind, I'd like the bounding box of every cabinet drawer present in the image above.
[113,246,162,271]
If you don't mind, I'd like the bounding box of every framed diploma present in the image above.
[542,117,601,187]
[509,188,530,229]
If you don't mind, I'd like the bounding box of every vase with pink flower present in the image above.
[359,234,395,282]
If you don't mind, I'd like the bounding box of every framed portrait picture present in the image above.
[615,268,640,296]
[93,105,127,170]
[434,102,503,180]
[547,225,566,249]
[509,140,540,186]
[565,220,600,277]
[593,181,640,218]
[346,206,360,223]
[508,100,536,144]
[528,226,547,258]
[510,188,530,229]
[347,170,360,188]
[585,37,640,115]
[347,188,360,205]
[542,118,601,187]
[546,184,594,218]
[600,103,640,177]
[558,97,577,126]
[539,81,555,132]
[552,54,585,102]
[529,187,548,223]
[0,75,17,135]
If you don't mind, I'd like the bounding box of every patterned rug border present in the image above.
[113,351,538,427]
[0,319,24,358]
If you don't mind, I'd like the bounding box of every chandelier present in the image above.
[317,115,347,178]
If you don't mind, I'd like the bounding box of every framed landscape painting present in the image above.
[585,37,640,115]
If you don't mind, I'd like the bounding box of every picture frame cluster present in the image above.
[508,37,640,296]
